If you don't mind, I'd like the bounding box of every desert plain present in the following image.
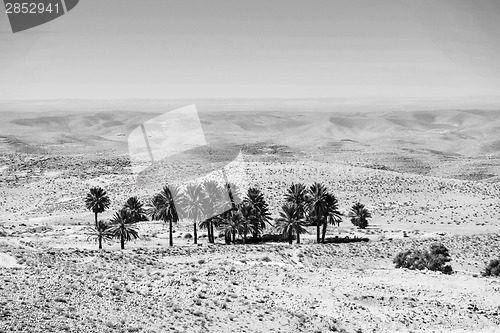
[0,99,499,332]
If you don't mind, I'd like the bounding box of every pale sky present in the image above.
[1,0,500,100]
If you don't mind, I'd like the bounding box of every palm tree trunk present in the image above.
[121,235,125,250]
[223,172,236,211]
[206,221,211,243]
[297,229,300,244]
[98,235,102,249]
[169,219,173,247]
[321,220,327,243]
[210,221,214,243]
[193,213,198,245]
[94,211,98,228]
[316,223,321,243]
[316,209,321,243]
[232,230,236,244]
[288,229,292,244]
[209,222,214,243]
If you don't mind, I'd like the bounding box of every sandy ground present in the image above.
[1,105,499,332]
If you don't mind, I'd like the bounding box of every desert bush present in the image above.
[394,243,453,274]
[426,244,452,274]
[482,259,500,277]
[394,249,428,270]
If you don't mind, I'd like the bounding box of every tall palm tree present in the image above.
[169,184,186,222]
[200,180,228,243]
[221,210,244,244]
[123,196,148,222]
[184,183,206,245]
[225,181,241,209]
[276,203,307,244]
[321,193,342,242]
[108,209,139,249]
[149,185,185,246]
[285,183,308,219]
[348,202,372,229]
[85,220,112,250]
[307,182,329,243]
[243,187,271,240]
[84,187,111,228]
[238,202,256,244]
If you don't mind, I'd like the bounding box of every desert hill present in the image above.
[4,107,499,181]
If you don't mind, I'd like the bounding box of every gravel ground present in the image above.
[1,234,499,333]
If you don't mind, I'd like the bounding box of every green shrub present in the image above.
[394,243,452,274]
[482,259,500,277]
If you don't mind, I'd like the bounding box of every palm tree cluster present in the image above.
[275,182,372,244]
[84,187,144,249]
[84,182,372,249]
[276,182,342,244]
[149,181,272,246]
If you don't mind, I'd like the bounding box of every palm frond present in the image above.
[221,210,245,240]
[242,187,271,237]
[276,203,307,243]
[348,202,371,228]
[123,196,148,222]
[184,183,206,221]
[109,209,139,245]
[84,220,113,243]
[84,187,110,214]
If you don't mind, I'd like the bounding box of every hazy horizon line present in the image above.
[2,96,500,113]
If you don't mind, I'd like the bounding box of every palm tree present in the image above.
[184,183,206,245]
[200,180,228,243]
[348,202,372,229]
[225,181,241,209]
[108,209,139,249]
[84,187,111,228]
[123,196,148,222]
[221,210,244,244]
[243,187,271,240]
[149,185,185,246]
[285,183,308,218]
[238,202,256,244]
[169,184,186,222]
[276,203,307,244]
[321,193,342,242]
[85,220,112,249]
[307,182,329,243]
